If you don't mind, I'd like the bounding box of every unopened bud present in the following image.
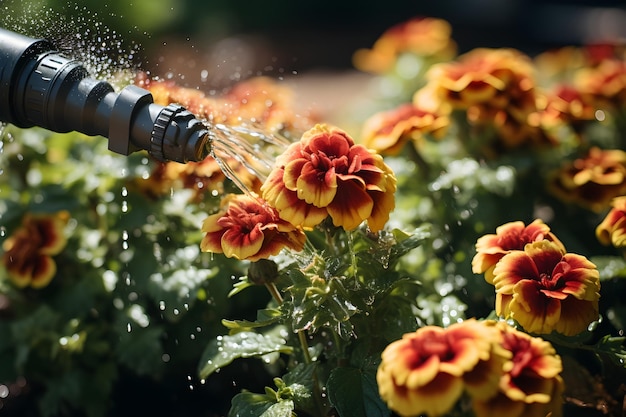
[248,259,279,285]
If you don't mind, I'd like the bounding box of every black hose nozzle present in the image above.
[0,27,211,163]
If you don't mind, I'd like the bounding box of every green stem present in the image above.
[298,330,313,364]
[264,281,325,414]
[265,282,283,304]
[267,282,312,364]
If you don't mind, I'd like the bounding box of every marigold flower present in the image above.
[548,147,626,212]
[377,319,507,417]
[426,48,534,109]
[472,219,565,284]
[353,17,457,74]
[360,102,450,155]
[425,48,552,150]
[136,73,316,133]
[492,240,600,336]
[473,322,564,417]
[200,194,306,261]
[575,58,626,108]
[261,124,397,232]
[1,211,69,288]
[596,196,626,247]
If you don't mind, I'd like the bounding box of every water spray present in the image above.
[0,27,211,163]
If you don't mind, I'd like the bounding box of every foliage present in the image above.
[2,16,626,417]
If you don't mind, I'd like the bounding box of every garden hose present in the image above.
[0,27,211,163]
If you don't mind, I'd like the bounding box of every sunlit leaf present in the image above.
[222,308,283,331]
[198,331,293,379]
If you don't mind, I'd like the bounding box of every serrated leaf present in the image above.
[594,335,626,368]
[327,367,390,417]
[228,391,295,417]
[261,400,295,417]
[198,331,293,379]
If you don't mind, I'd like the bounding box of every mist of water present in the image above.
[207,122,293,196]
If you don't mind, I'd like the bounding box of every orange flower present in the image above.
[133,158,263,200]
[492,240,600,336]
[548,147,626,212]
[472,219,565,284]
[473,322,564,417]
[1,211,69,288]
[353,17,456,74]
[426,48,552,150]
[426,48,534,109]
[137,73,316,133]
[596,196,626,247]
[376,319,507,417]
[261,124,397,232]
[360,102,450,155]
[200,194,306,261]
[575,58,626,108]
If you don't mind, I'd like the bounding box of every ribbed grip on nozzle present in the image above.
[150,103,212,163]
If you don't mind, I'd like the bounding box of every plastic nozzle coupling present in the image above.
[0,27,211,163]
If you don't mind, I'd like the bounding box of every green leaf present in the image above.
[222,308,283,331]
[229,275,256,297]
[594,335,626,368]
[261,400,295,417]
[282,363,316,413]
[228,391,295,417]
[198,331,293,379]
[327,367,390,417]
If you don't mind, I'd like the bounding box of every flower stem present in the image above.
[265,283,312,364]
[265,281,325,415]
[264,282,284,304]
[298,330,313,364]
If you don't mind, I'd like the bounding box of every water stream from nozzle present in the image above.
[204,121,294,197]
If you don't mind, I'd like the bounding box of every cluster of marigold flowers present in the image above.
[356,18,626,199]
[131,72,399,261]
[377,319,564,417]
[201,123,397,261]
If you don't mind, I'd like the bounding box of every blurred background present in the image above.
[3,0,626,84]
[3,0,625,125]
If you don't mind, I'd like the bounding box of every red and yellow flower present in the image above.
[352,17,457,74]
[472,219,565,284]
[492,240,600,336]
[548,147,626,212]
[1,211,69,288]
[425,48,556,150]
[200,194,306,261]
[360,99,450,155]
[137,73,316,134]
[575,58,626,108]
[376,319,508,417]
[596,196,626,247]
[261,124,397,232]
[473,322,564,417]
